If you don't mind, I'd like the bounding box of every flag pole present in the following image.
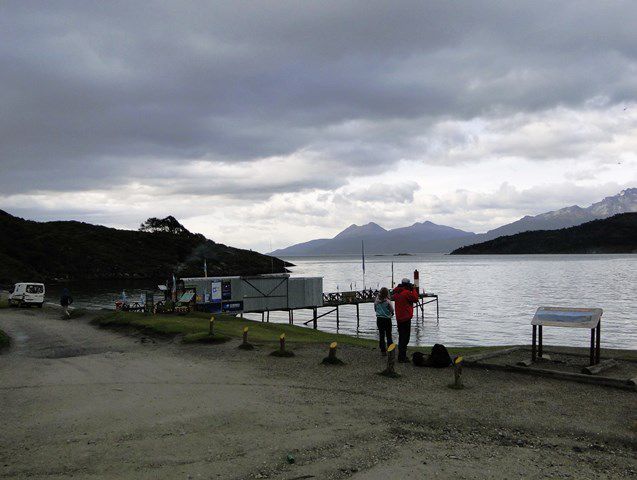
[362,240,366,290]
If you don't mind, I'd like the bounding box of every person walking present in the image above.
[60,288,73,318]
[374,287,394,355]
[392,278,419,363]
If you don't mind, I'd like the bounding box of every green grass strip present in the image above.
[0,329,10,349]
[91,310,509,354]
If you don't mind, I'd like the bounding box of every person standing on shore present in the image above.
[374,287,394,355]
[60,288,73,318]
[392,278,419,363]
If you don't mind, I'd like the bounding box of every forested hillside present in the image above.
[451,213,637,255]
[0,211,289,284]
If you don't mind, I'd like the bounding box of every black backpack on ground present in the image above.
[412,344,452,368]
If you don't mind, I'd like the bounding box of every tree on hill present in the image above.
[139,216,189,235]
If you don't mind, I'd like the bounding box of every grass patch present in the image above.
[91,310,511,355]
[68,308,87,319]
[93,310,380,347]
[0,298,9,309]
[0,329,10,350]
[182,332,231,344]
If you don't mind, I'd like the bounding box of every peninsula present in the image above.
[0,210,290,284]
[451,213,637,255]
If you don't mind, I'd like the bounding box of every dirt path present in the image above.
[0,307,635,479]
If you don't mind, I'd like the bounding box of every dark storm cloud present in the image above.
[1,1,636,195]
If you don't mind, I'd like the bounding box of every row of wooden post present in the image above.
[209,315,463,386]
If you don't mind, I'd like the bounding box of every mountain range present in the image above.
[271,188,637,256]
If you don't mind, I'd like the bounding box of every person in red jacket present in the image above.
[392,278,419,362]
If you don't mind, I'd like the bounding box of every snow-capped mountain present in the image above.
[270,188,637,255]
[483,188,637,240]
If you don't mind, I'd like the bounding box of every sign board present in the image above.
[222,301,243,313]
[211,281,222,302]
[222,280,232,300]
[532,307,602,329]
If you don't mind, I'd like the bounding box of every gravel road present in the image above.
[1,307,635,479]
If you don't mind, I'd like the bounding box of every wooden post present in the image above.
[238,326,254,350]
[261,312,264,323]
[356,303,360,330]
[450,355,464,389]
[532,325,537,362]
[270,333,294,357]
[379,343,400,378]
[209,316,215,336]
[322,341,344,365]
[328,342,337,361]
[267,310,270,323]
[436,297,439,325]
[313,308,317,329]
[336,305,340,329]
[595,321,601,364]
[538,325,543,358]
[589,328,596,366]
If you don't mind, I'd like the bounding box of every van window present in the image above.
[26,285,43,294]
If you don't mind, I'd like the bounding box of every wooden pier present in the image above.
[257,289,439,330]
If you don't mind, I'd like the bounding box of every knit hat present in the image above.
[401,278,410,284]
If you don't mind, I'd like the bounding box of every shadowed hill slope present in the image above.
[0,210,290,284]
[451,213,637,255]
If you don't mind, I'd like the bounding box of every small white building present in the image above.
[179,274,323,314]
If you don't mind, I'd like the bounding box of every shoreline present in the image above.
[4,300,637,355]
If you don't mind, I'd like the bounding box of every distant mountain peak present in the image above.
[273,188,636,256]
[485,187,637,239]
[333,221,387,239]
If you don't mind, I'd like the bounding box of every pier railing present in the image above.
[322,289,380,305]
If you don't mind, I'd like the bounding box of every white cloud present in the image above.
[1,3,637,251]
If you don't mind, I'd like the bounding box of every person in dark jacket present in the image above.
[60,288,73,318]
[374,287,394,355]
[392,278,419,362]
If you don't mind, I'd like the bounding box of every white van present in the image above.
[9,283,45,308]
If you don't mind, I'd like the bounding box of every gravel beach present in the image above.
[1,306,635,479]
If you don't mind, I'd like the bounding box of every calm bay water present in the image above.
[46,254,636,349]
[277,254,637,349]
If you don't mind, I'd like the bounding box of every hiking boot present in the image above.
[398,357,410,364]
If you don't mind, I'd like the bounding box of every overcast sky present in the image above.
[1,1,636,251]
